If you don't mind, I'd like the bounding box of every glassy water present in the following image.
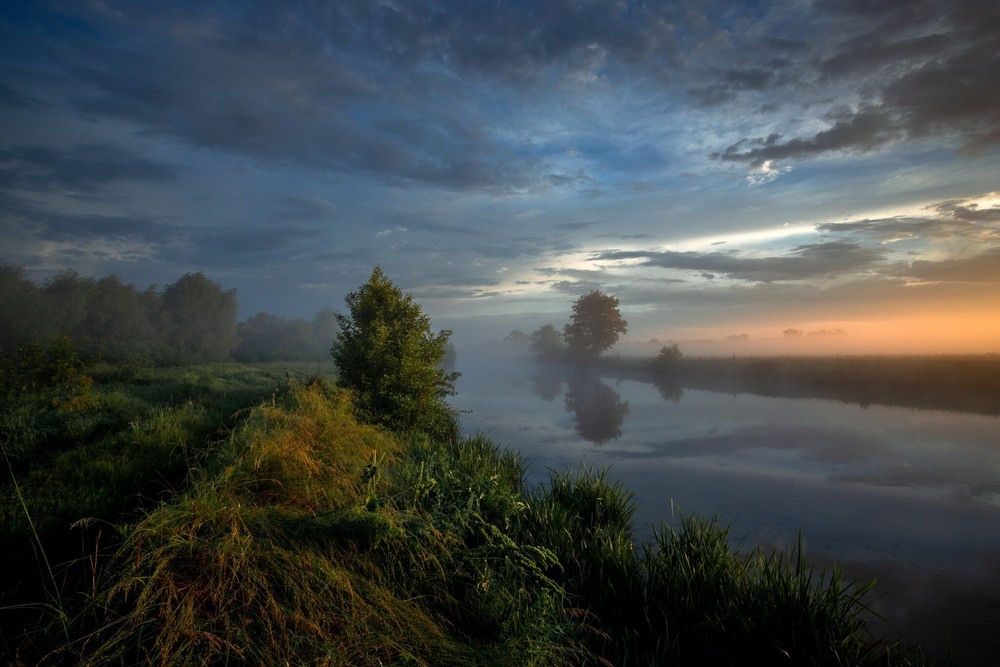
[452,356,1000,665]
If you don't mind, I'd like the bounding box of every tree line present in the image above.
[0,263,337,364]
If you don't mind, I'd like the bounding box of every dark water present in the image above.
[452,356,1000,665]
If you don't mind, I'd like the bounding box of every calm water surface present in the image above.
[452,356,1000,665]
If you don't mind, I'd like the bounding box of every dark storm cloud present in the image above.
[199,226,321,256]
[0,143,177,192]
[0,190,176,245]
[714,111,896,164]
[714,0,1000,164]
[596,241,885,282]
[0,82,38,108]
[5,1,685,194]
[5,0,994,192]
[271,196,337,223]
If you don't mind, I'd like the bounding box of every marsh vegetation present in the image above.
[2,348,942,665]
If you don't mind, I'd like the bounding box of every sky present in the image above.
[1,0,999,354]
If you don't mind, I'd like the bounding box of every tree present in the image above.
[503,329,530,347]
[656,343,683,367]
[162,272,239,362]
[529,324,564,359]
[0,263,44,353]
[563,290,628,360]
[331,267,458,438]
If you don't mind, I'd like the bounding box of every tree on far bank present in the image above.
[331,267,458,438]
[529,324,564,359]
[656,343,683,367]
[563,290,628,360]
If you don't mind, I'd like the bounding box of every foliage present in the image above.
[162,272,240,362]
[332,267,459,438]
[529,323,565,360]
[502,329,530,347]
[0,264,244,364]
[234,308,338,362]
[563,290,628,360]
[657,343,683,366]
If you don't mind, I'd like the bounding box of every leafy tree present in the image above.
[563,290,628,360]
[529,324,564,359]
[331,267,458,438]
[162,272,239,362]
[0,263,44,353]
[42,269,96,344]
[656,343,683,367]
[82,275,161,362]
[503,329,530,347]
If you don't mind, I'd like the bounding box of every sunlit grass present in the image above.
[1,360,937,665]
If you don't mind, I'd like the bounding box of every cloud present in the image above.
[0,143,178,193]
[746,159,792,186]
[714,110,897,166]
[896,248,1000,283]
[711,0,1000,167]
[595,241,885,282]
[13,1,690,195]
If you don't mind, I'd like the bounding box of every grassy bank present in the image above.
[3,361,934,665]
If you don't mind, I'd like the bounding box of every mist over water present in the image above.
[452,351,1000,665]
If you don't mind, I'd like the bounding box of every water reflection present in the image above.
[529,364,564,401]
[652,372,683,403]
[564,371,630,444]
[452,356,1000,664]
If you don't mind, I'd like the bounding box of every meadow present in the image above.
[1,346,937,665]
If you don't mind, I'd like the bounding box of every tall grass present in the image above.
[3,361,936,665]
[0,359,307,663]
[72,380,585,666]
[520,467,931,666]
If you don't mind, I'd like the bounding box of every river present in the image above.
[451,355,1000,665]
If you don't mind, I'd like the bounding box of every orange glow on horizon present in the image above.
[655,312,1000,356]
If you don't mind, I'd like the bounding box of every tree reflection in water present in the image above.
[564,371,629,444]
[652,373,683,403]
[530,364,565,401]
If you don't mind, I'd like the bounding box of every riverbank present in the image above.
[2,357,935,664]
[598,354,1000,415]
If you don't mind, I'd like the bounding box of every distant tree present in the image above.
[0,263,43,353]
[311,307,339,352]
[82,275,161,362]
[235,312,285,361]
[42,269,96,344]
[656,343,683,367]
[162,272,239,362]
[503,329,530,347]
[529,324,564,359]
[331,267,458,438]
[563,290,628,360]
